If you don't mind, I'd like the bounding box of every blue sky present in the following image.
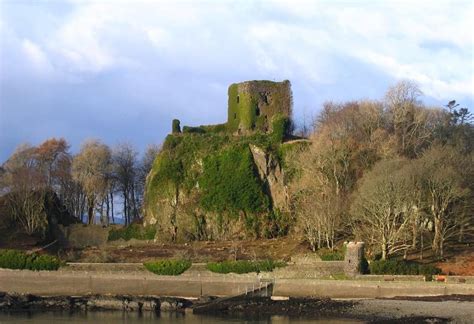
[0,0,473,162]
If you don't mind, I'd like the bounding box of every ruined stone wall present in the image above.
[227,80,292,134]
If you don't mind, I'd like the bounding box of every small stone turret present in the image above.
[344,241,365,276]
[227,80,292,134]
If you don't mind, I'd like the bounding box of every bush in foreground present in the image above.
[369,259,441,280]
[108,224,156,241]
[143,259,191,275]
[0,249,61,271]
[206,260,286,274]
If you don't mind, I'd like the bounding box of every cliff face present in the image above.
[143,133,291,242]
[249,144,289,212]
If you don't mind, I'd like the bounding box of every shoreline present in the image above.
[2,292,473,323]
[1,267,473,322]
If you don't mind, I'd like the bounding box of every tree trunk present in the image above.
[87,196,94,225]
[412,222,417,248]
[131,187,138,221]
[381,240,388,260]
[106,194,110,226]
[123,192,128,225]
[419,230,424,260]
[432,217,443,257]
[110,191,115,224]
[100,200,104,226]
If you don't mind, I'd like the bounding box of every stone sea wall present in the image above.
[1,268,473,299]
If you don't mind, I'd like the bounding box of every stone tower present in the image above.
[344,242,366,277]
[227,80,292,134]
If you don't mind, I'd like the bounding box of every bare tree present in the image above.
[35,138,70,189]
[55,155,86,221]
[1,144,48,235]
[112,143,139,225]
[416,145,472,258]
[290,136,346,251]
[384,81,431,157]
[7,188,48,235]
[351,159,414,260]
[72,140,111,224]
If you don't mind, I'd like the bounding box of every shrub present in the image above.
[182,126,206,134]
[271,114,291,143]
[108,224,156,241]
[144,259,191,275]
[318,247,346,261]
[27,254,61,271]
[206,260,286,274]
[369,260,441,280]
[0,249,28,269]
[0,249,61,271]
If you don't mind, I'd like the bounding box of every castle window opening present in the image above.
[255,106,260,116]
[234,113,237,120]
[236,95,239,103]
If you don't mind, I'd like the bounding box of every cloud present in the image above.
[5,0,473,97]
[21,39,54,75]
[0,0,473,161]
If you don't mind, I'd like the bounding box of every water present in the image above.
[0,311,363,323]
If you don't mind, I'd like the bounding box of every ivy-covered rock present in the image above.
[144,132,295,242]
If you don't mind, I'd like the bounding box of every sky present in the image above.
[0,0,473,162]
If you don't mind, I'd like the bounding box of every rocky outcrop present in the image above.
[249,145,289,211]
[143,138,291,241]
[0,293,191,312]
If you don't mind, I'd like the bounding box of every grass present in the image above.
[318,247,346,261]
[322,273,350,280]
[0,249,61,271]
[206,260,286,274]
[143,259,191,275]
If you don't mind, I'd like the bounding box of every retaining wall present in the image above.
[261,262,345,279]
[273,279,474,298]
[0,269,264,298]
[1,269,473,299]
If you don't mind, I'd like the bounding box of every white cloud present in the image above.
[3,0,474,99]
[50,4,117,73]
[146,28,170,49]
[21,39,54,76]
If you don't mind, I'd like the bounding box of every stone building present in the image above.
[227,80,292,134]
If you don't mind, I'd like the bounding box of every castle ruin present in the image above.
[172,80,292,135]
[227,80,292,134]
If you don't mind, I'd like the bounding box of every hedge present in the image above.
[144,259,191,275]
[369,259,441,280]
[0,249,61,271]
[206,260,286,274]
